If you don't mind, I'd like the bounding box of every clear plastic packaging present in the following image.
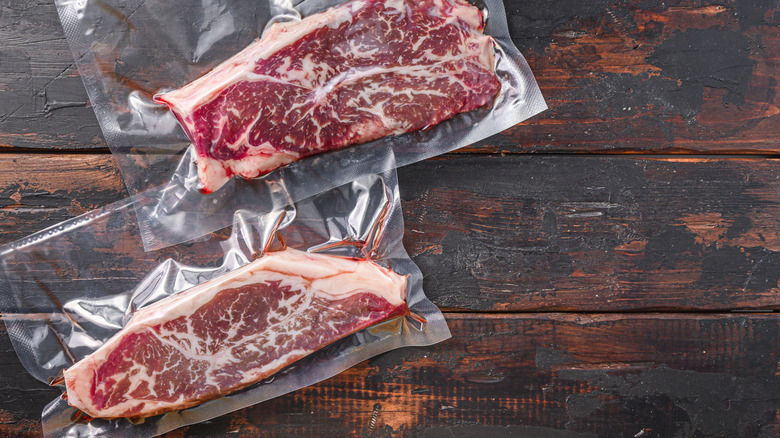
[55,0,547,251]
[0,171,449,437]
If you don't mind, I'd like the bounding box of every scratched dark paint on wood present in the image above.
[491,0,780,154]
[2,154,779,311]
[0,0,776,153]
[0,0,102,151]
[399,156,780,311]
[2,314,778,437]
[0,155,125,242]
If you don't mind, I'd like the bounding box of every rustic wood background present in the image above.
[1,0,778,436]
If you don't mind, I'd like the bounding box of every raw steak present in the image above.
[155,0,500,193]
[63,249,408,418]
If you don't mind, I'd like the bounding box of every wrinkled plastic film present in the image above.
[0,171,449,438]
[55,0,546,252]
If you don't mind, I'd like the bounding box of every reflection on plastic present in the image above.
[0,171,449,438]
[267,0,302,31]
[54,0,546,251]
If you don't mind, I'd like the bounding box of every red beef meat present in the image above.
[155,0,500,192]
[63,249,408,418]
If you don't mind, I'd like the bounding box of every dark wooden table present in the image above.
[1,0,779,436]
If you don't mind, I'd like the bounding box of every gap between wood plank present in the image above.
[1,311,775,320]
[437,309,777,315]
[2,148,780,159]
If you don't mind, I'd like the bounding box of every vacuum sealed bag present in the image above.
[0,171,449,437]
[55,0,546,251]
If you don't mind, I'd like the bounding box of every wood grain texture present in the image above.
[2,313,778,437]
[1,154,779,311]
[0,0,104,151]
[399,155,780,311]
[0,154,125,243]
[487,0,780,154]
[0,0,776,153]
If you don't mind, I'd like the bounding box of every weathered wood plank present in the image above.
[0,0,776,153]
[2,313,778,437]
[487,0,780,154]
[0,0,103,151]
[0,154,125,242]
[2,154,780,311]
[399,156,780,311]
